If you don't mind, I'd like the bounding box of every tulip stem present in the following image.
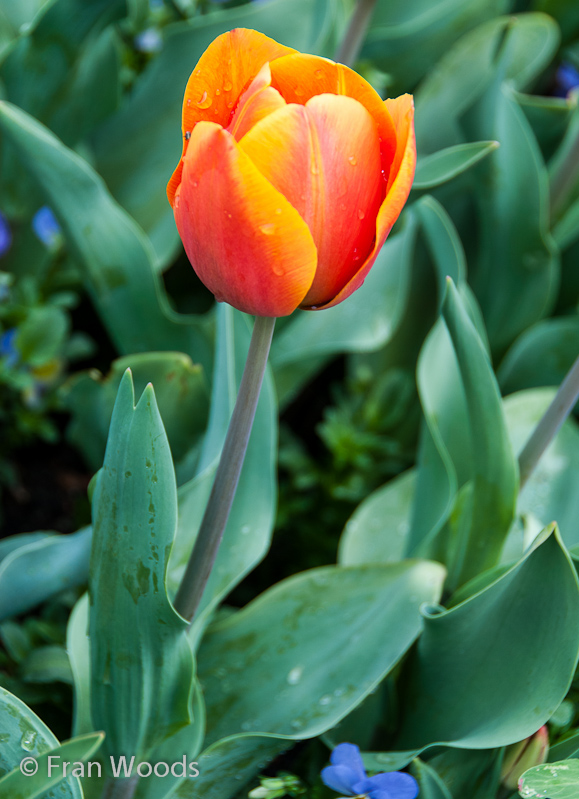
[174,314,276,622]
[518,354,579,490]
[335,0,379,67]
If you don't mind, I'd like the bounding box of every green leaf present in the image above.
[409,759,453,799]
[504,388,579,557]
[0,733,103,799]
[498,317,579,396]
[63,351,209,472]
[397,526,579,751]
[408,279,518,588]
[90,0,340,265]
[15,306,68,366]
[518,760,579,798]
[197,561,445,746]
[0,527,91,622]
[20,646,72,684]
[554,195,579,250]
[413,141,499,189]
[89,370,194,764]
[338,469,416,566]
[67,595,93,737]
[463,81,559,352]
[0,100,210,366]
[167,307,277,647]
[0,685,83,797]
[515,91,577,165]
[415,13,560,155]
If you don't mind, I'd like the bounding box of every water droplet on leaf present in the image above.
[287,667,303,685]
[21,731,37,751]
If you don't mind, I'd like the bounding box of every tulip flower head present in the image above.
[168,29,416,317]
[321,743,419,799]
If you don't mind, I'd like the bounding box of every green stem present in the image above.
[550,118,579,217]
[101,776,140,799]
[334,0,378,67]
[174,314,276,622]
[518,354,579,490]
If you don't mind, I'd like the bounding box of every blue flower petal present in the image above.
[330,743,367,783]
[0,211,12,257]
[321,765,360,795]
[32,206,61,247]
[353,771,419,799]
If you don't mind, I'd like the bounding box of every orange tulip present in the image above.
[167,29,416,318]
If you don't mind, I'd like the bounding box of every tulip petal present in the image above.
[269,52,397,177]
[315,94,416,311]
[174,121,317,317]
[228,63,287,141]
[239,94,382,307]
[167,29,295,205]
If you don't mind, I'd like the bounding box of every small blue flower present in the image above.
[554,62,579,98]
[321,744,418,799]
[0,328,19,368]
[32,206,62,248]
[0,211,12,257]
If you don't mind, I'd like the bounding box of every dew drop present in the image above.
[196,90,212,109]
[311,164,319,175]
[214,107,219,114]
[290,719,304,730]
[314,69,324,79]
[192,180,198,188]
[287,667,303,685]
[195,69,201,75]
[215,89,221,96]
[319,694,332,706]
[340,203,347,211]
[174,195,180,209]
[353,248,360,262]
[275,208,282,215]
[21,731,37,752]
[295,88,304,97]
[241,525,251,535]
[260,223,276,235]
[224,81,233,91]
[348,155,357,166]
[358,209,365,220]
[186,98,192,107]
[227,101,234,109]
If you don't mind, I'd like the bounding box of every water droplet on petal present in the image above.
[311,164,319,175]
[186,98,192,107]
[295,88,304,97]
[340,203,347,211]
[195,69,201,75]
[227,101,234,109]
[348,156,357,166]
[192,180,198,188]
[174,195,180,209]
[275,208,282,215]
[196,90,212,109]
[260,223,276,235]
[224,81,233,92]
[314,69,324,79]
[215,89,221,96]
[358,209,365,220]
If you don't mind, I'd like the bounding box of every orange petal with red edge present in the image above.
[239,93,382,308]
[269,52,397,177]
[174,121,317,317]
[167,29,295,206]
[228,63,287,141]
[313,94,416,311]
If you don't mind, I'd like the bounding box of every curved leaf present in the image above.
[413,141,499,189]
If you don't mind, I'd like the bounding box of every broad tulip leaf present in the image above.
[172,734,290,799]
[516,91,576,164]
[554,196,579,250]
[169,306,277,643]
[0,685,83,798]
[550,731,579,762]
[0,527,91,622]
[64,351,209,472]
[0,100,210,367]
[504,388,579,556]
[463,81,559,352]
[413,141,499,189]
[408,279,518,587]
[498,317,579,396]
[416,13,560,154]
[0,733,104,799]
[397,526,579,750]
[338,469,416,566]
[197,561,445,746]
[413,195,465,300]
[518,760,579,798]
[362,0,507,96]
[89,370,194,764]
[409,759,453,799]
[90,0,339,265]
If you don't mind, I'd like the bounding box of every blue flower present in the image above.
[32,206,62,248]
[0,211,12,257]
[554,62,579,98]
[321,744,418,799]
[0,328,19,367]
[134,28,163,53]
